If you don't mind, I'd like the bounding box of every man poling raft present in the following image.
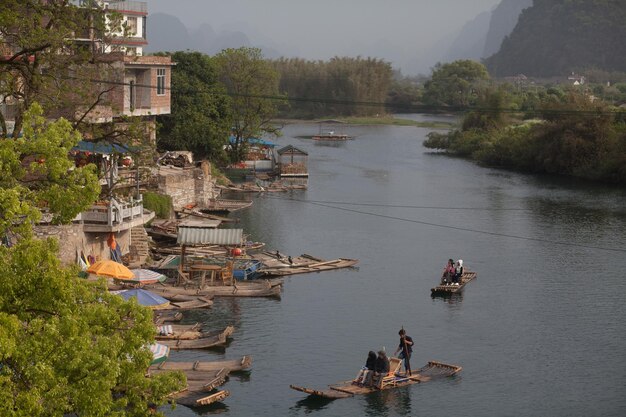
[290,328,462,399]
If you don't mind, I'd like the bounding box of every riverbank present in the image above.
[273,115,457,129]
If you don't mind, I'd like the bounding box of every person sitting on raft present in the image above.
[442,259,455,284]
[453,259,464,285]
[354,351,377,386]
[373,349,390,388]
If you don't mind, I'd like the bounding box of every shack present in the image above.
[277,145,308,177]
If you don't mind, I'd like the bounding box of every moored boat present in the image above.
[149,356,252,373]
[157,326,234,350]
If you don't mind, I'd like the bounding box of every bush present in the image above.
[142,192,172,219]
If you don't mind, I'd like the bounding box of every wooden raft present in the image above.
[157,326,234,350]
[290,360,461,399]
[431,271,477,295]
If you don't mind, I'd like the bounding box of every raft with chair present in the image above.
[431,271,477,296]
[157,326,234,350]
[290,359,461,399]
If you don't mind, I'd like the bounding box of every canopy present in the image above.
[125,269,167,285]
[148,343,170,365]
[229,136,276,147]
[87,260,134,279]
[72,140,132,155]
[115,288,170,309]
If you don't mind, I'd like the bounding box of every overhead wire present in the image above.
[259,194,626,254]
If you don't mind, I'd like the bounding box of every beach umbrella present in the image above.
[148,342,170,365]
[87,260,134,279]
[116,288,170,309]
[125,269,167,285]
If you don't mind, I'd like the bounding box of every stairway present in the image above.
[128,226,150,267]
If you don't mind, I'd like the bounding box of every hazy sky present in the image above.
[146,0,502,74]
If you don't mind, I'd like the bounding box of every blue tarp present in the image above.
[228,136,276,147]
[116,288,169,308]
[73,140,132,155]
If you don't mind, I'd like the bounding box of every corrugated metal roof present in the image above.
[177,227,243,245]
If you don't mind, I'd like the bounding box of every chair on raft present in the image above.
[377,357,404,389]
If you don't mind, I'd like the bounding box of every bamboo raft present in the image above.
[290,360,462,399]
[149,356,252,373]
[431,271,477,296]
[157,326,234,350]
[202,198,253,214]
[254,252,359,277]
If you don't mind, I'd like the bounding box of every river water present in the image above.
[165,116,626,417]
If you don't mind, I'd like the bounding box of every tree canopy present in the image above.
[422,60,490,108]
[214,47,284,162]
[157,51,232,162]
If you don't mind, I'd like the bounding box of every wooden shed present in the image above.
[277,145,308,177]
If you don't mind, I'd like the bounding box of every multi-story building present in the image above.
[1,1,175,265]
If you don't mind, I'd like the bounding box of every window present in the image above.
[129,80,135,111]
[156,69,166,95]
[126,17,137,36]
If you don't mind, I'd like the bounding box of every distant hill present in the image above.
[442,11,491,62]
[485,0,626,77]
[146,13,253,55]
[441,0,529,65]
[482,0,532,57]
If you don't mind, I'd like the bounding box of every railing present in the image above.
[75,196,144,226]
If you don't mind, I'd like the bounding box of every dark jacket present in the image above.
[375,355,389,374]
[365,353,377,370]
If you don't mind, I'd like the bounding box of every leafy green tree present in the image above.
[422,60,490,107]
[157,52,232,162]
[214,47,284,162]
[0,239,184,417]
[0,104,100,236]
[0,105,185,415]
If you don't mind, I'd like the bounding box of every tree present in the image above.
[0,104,100,236]
[0,106,185,415]
[157,51,232,162]
[422,60,490,108]
[0,239,184,417]
[214,47,284,162]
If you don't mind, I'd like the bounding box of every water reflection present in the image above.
[364,387,412,416]
[188,402,228,415]
[430,292,464,305]
[290,396,335,414]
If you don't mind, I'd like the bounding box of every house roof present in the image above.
[277,145,308,156]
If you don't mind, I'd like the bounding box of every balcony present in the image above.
[74,196,154,232]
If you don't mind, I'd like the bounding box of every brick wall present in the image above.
[158,162,218,210]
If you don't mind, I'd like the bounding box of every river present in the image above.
[165,115,626,417]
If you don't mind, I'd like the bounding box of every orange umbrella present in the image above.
[87,260,134,279]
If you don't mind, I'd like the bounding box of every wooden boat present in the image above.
[153,310,183,324]
[312,132,349,141]
[290,360,461,399]
[254,252,359,277]
[155,323,210,340]
[149,356,252,373]
[131,280,282,299]
[153,297,213,311]
[157,326,234,350]
[149,366,231,407]
[201,198,253,214]
[176,389,230,407]
[431,271,477,296]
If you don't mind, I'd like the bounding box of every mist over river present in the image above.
[165,115,626,417]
